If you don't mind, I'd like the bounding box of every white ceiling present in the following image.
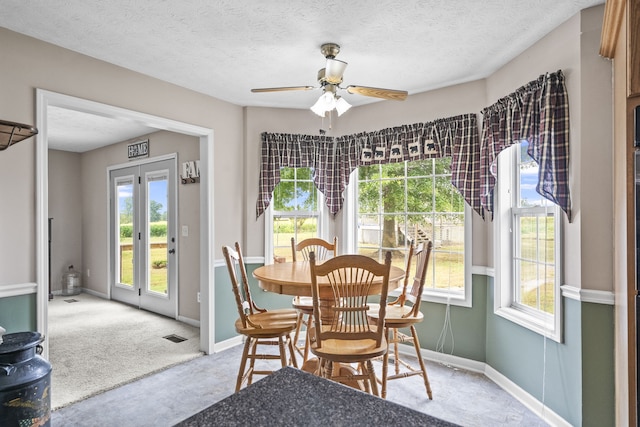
[0,0,604,151]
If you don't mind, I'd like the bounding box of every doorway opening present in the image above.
[35,89,215,358]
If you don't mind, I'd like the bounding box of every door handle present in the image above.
[168,249,175,254]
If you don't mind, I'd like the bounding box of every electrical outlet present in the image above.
[182,225,189,237]
[197,292,200,303]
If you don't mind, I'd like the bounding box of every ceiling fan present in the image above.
[251,43,408,116]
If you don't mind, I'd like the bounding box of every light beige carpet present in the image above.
[48,292,203,410]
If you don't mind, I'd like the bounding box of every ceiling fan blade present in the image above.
[251,86,315,93]
[346,85,408,101]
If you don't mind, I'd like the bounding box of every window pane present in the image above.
[407,177,433,212]
[434,157,452,175]
[280,167,295,180]
[359,164,381,181]
[385,162,405,178]
[273,180,296,211]
[433,213,464,292]
[516,258,538,309]
[116,180,134,287]
[272,167,320,262]
[380,180,405,214]
[518,141,551,208]
[297,181,317,211]
[296,167,312,180]
[515,214,555,314]
[358,181,381,213]
[357,159,465,296]
[407,159,433,177]
[435,176,463,213]
[147,176,168,295]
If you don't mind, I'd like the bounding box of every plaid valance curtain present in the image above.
[256,70,571,220]
[479,70,571,220]
[256,114,480,218]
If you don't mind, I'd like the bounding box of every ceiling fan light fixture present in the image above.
[335,97,352,116]
[310,91,338,117]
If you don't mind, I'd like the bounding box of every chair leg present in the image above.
[292,312,304,356]
[247,338,259,387]
[302,313,311,361]
[410,325,433,400]
[278,336,288,367]
[381,327,391,399]
[286,334,299,368]
[393,327,401,375]
[366,359,379,397]
[235,337,252,392]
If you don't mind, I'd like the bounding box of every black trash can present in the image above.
[0,332,51,427]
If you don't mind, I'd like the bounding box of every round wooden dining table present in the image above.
[253,260,405,383]
[252,260,406,297]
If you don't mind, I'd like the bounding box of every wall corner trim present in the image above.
[561,285,615,305]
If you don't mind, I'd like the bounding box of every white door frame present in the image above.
[35,89,215,357]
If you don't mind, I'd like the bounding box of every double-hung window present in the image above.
[353,158,471,306]
[265,167,324,263]
[494,141,562,341]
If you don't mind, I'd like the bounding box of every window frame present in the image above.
[494,143,563,342]
[344,161,472,308]
[264,167,329,264]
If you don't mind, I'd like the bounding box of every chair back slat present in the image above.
[310,252,391,347]
[222,242,265,328]
[291,237,337,262]
[404,240,433,317]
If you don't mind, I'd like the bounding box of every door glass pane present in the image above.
[116,178,134,287]
[147,173,168,295]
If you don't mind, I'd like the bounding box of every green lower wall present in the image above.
[415,274,488,362]
[581,300,615,427]
[0,293,37,333]
[215,265,616,426]
[484,277,615,427]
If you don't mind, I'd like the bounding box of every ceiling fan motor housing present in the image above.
[320,43,340,59]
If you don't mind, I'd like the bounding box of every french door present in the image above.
[109,158,177,318]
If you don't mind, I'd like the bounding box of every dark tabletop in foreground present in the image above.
[175,366,459,427]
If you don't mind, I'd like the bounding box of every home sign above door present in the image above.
[127,139,149,160]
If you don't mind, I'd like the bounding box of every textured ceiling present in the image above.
[0,0,604,151]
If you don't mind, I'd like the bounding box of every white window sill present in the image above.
[495,306,561,343]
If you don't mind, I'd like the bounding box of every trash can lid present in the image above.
[0,331,42,354]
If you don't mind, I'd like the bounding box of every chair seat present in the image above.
[309,327,388,363]
[292,296,313,313]
[367,303,424,326]
[235,309,299,337]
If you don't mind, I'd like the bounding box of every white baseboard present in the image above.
[213,335,243,353]
[392,344,570,427]
[178,315,200,328]
[485,365,570,427]
[78,288,109,299]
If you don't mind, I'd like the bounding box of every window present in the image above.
[354,158,471,306]
[265,167,325,263]
[495,142,562,341]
